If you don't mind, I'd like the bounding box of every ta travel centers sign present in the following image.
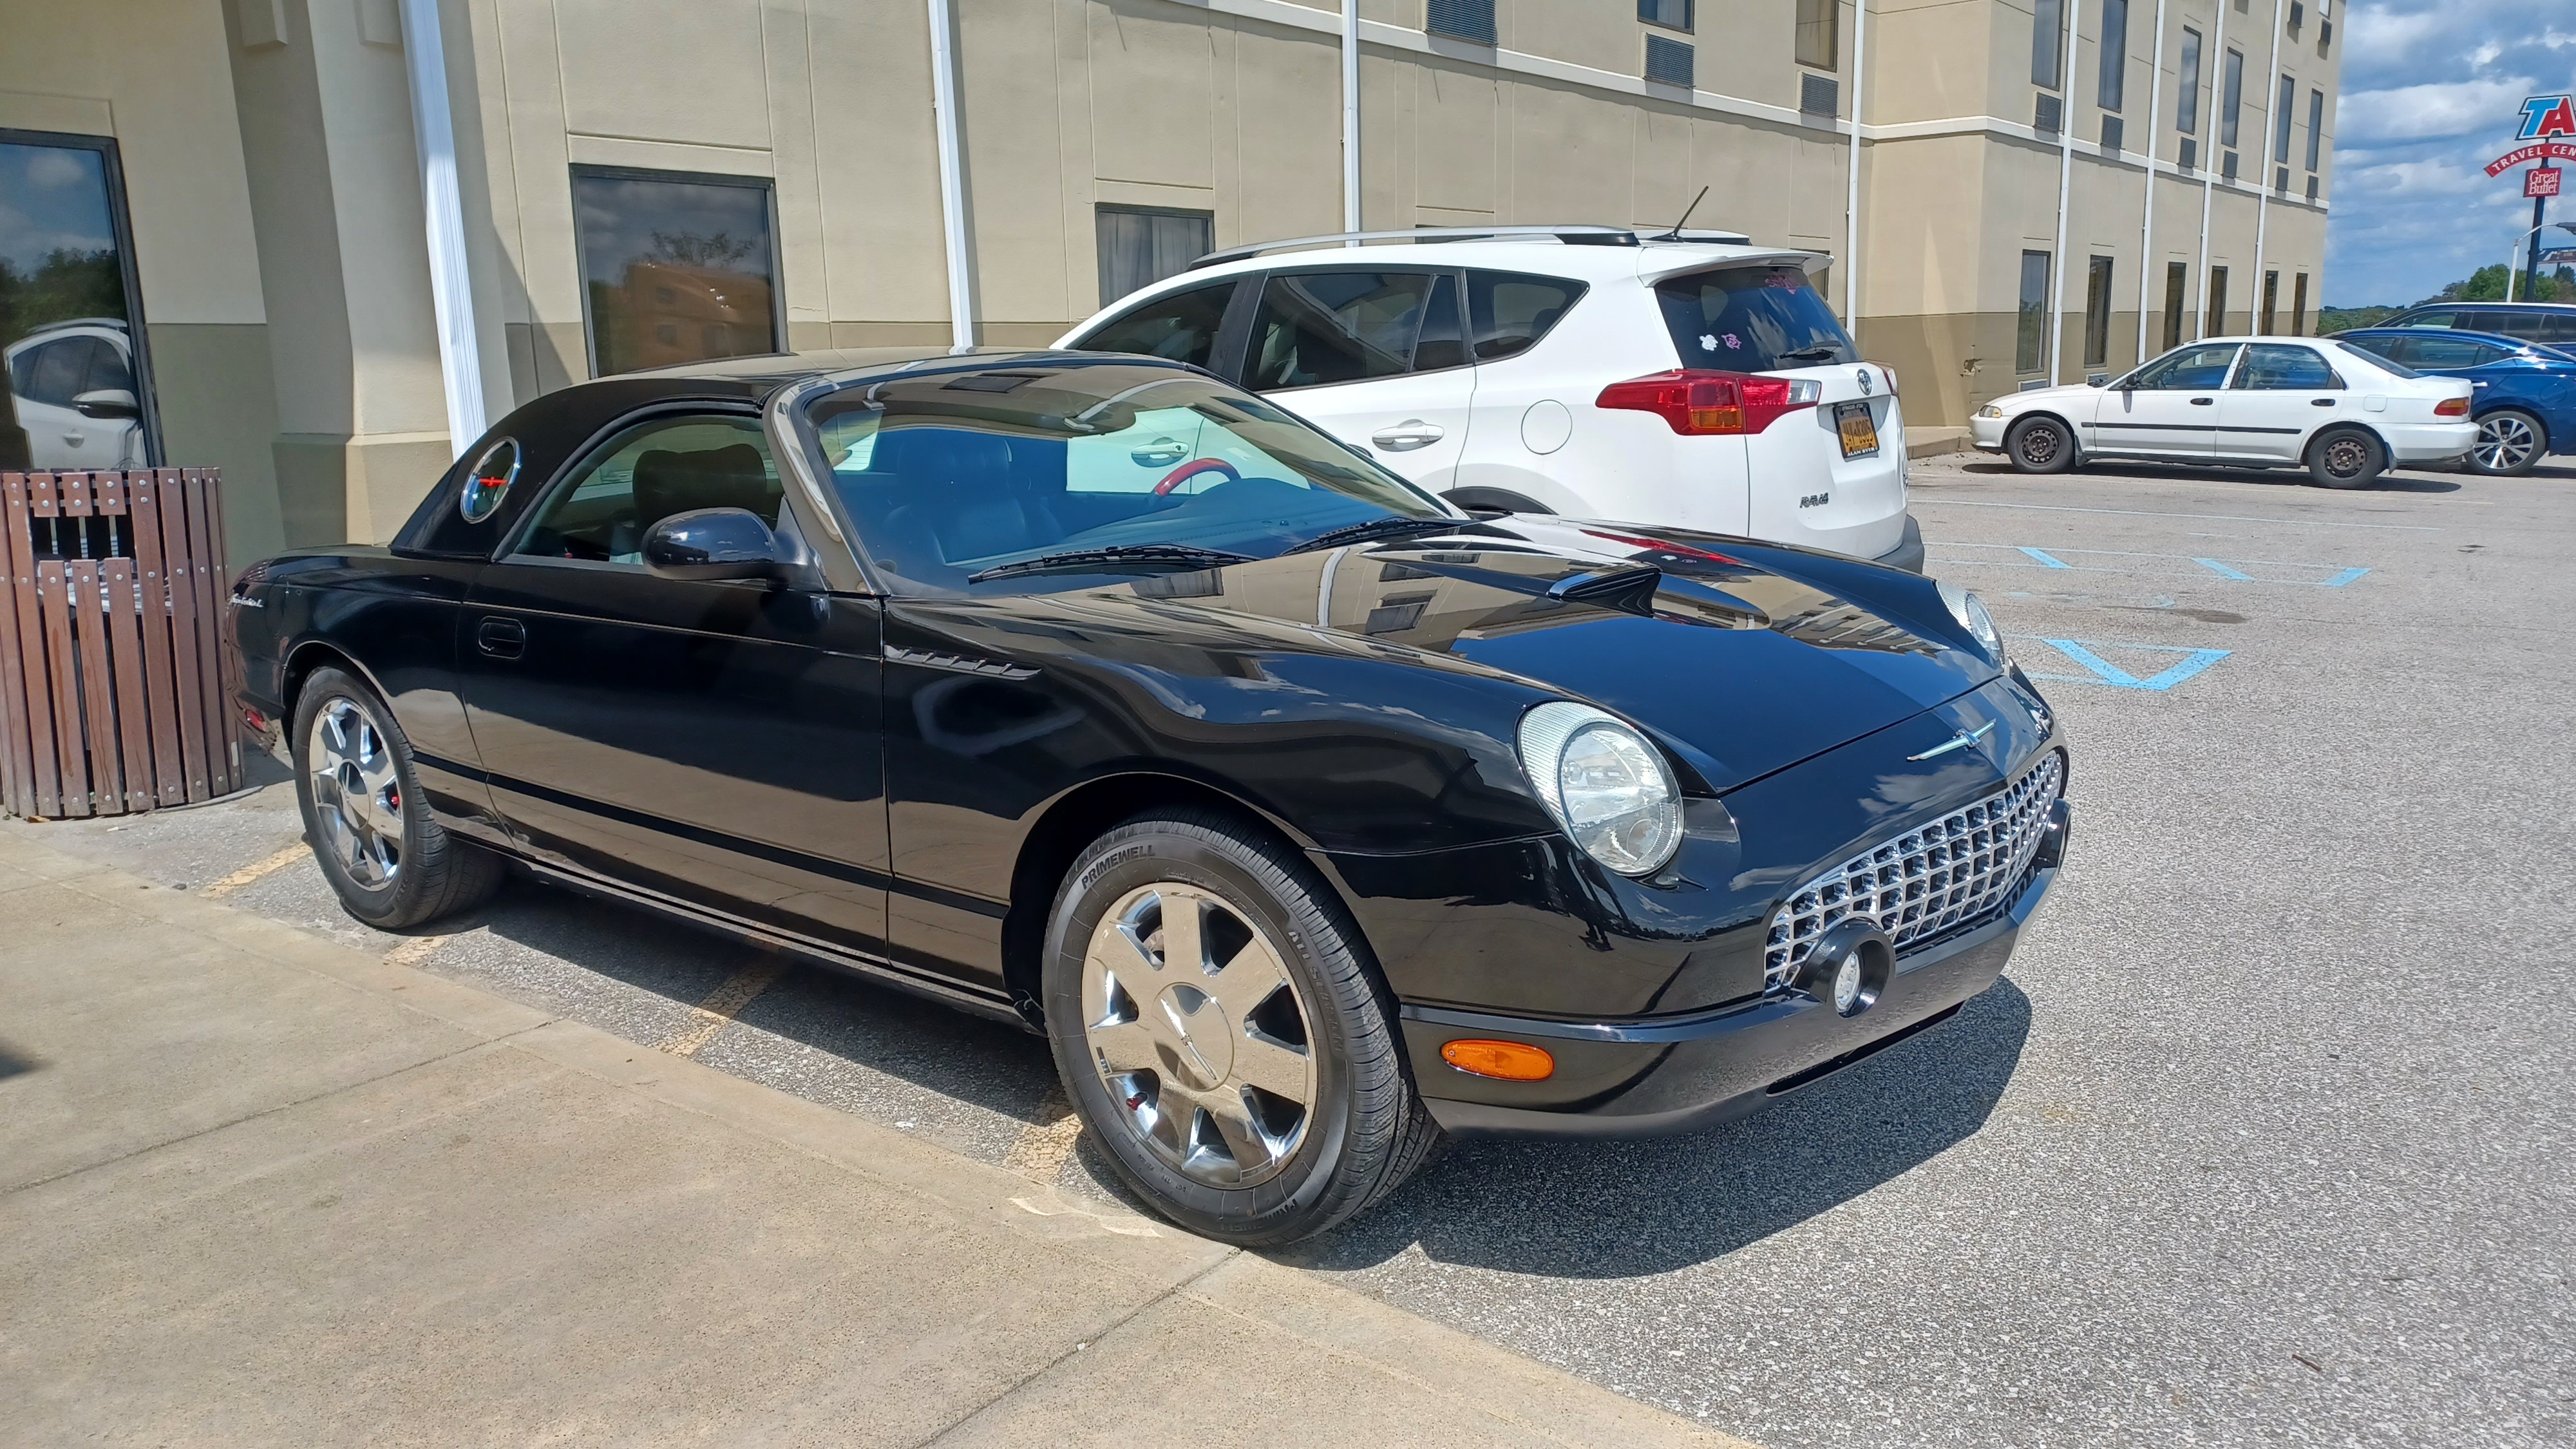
[2488,93,2576,176]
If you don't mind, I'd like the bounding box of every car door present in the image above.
[7,333,139,469]
[459,406,891,950]
[2089,342,2241,460]
[1240,268,1475,490]
[2217,342,2349,462]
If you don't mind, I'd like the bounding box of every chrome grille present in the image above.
[1763,752,2065,995]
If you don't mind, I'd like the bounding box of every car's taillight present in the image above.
[1880,364,1898,399]
[1596,370,1823,435]
[2435,395,2470,417]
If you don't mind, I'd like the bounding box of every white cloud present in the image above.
[2338,158,2486,197]
[2336,78,2535,146]
[2341,6,2448,70]
[21,150,85,189]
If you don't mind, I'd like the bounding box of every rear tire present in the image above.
[291,666,502,930]
[2003,415,2078,474]
[2466,408,2545,476]
[2306,427,2386,489]
[1042,809,1437,1246]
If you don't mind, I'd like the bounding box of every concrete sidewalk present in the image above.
[0,831,1747,1448]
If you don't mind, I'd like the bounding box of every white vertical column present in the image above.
[2137,0,2170,363]
[396,0,486,457]
[1844,0,1870,323]
[2251,0,2285,332]
[927,0,977,350]
[2193,0,2228,338]
[1341,0,1361,241]
[2047,0,2081,381]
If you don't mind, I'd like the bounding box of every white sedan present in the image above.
[1967,336,2476,488]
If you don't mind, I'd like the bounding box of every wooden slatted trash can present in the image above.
[0,469,245,819]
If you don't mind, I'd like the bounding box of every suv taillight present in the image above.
[1596,370,1822,435]
[1880,364,1898,399]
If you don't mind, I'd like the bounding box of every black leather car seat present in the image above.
[875,428,1065,567]
[630,443,778,537]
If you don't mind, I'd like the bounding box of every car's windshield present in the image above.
[801,361,1454,592]
[1653,265,1856,371]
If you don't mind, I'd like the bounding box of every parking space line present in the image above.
[2017,546,2072,568]
[198,844,310,899]
[2191,557,2253,580]
[1933,542,2369,587]
[1001,1082,1086,1180]
[2016,637,2233,691]
[2319,567,2371,587]
[1916,498,2439,531]
[655,957,788,1058]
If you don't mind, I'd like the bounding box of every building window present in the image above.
[2177,28,2203,137]
[1427,0,1496,45]
[2032,0,2066,88]
[2306,88,2324,173]
[1095,206,1214,308]
[2206,265,2230,337]
[2098,0,2129,113]
[1,130,156,470]
[571,167,780,379]
[2275,75,2296,162]
[2084,256,2114,367]
[2163,261,2188,348]
[1645,34,1695,86]
[2220,48,2244,151]
[1638,0,1692,31]
[2291,272,2310,336]
[2017,251,2052,375]
[2261,269,2280,333]
[1795,0,1838,70]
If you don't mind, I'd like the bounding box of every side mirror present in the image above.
[73,388,140,421]
[642,507,789,583]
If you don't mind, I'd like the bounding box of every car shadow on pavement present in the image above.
[1274,979,2034,1279]
[1951,459,2465,491]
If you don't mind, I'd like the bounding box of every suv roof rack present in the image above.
[1185,224,1756,270]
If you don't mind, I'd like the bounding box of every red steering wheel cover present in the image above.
[1154,457,1241,496]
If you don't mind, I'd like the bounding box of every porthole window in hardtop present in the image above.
[459,437,520,522]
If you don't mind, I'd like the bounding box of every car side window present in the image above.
[2127,343,2241,389]
[2232,343,2344,390]
[1467,270,1586,361]
[2399,311,2456,329]
[2403,336,2506,370]
[14,337,102,410]
[1244,271,1437,390]
[1078,281,1236,370]
[2538,314,2576,345]
[514,413,780,565]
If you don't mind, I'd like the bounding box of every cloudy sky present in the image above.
[2328,3,2576,305]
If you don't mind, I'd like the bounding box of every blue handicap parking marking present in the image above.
[2016,638,2234,692]
[2190,557,2253,581]
[2017,547,2073,569]
[1930,543,2369,587]
[2317,567,2370,587]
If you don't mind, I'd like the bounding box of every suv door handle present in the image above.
[1370,419,1444,450]
[1130,437,1188,466]
[2189,397,2215,406]
[476,616,526,660]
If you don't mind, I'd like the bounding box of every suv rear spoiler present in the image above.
[1188,224,1757,270]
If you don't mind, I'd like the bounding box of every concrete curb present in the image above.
[0,829,1758,1448]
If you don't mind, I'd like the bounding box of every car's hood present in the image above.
[1998,383,2101,410]
[1077,516,2000,792]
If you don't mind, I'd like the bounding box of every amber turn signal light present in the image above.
[1440,1039,1555,1081]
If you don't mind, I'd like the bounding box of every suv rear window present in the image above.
[1654,265,1856,372]
[1079,281,1236,370]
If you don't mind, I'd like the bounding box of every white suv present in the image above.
[1057,226,1920,571]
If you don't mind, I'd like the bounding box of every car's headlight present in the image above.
[1975,403,2006,419]
[1517,702,1683,877]
[1937,581,2005,661]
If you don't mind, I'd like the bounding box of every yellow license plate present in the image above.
[1835,401,1880,459]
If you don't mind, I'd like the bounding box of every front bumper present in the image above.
[1968,413,2007,451]
[2380,420,2479,464]
[1403,802,2067,1139]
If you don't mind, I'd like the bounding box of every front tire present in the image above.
[2467,408,2545,476]
[1042,810,1437,1245]
[291,666,502,930]
[2003,415,2079,474]
[2307,427,2387,489]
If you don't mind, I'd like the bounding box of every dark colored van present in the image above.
[2378,301,2576,347]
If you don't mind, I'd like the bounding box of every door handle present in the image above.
[1130,437,1188,466]
[2311,397,2337,407]
[1370,419,1444,451]
[2189,397,2215,406]
[476,616,526,660]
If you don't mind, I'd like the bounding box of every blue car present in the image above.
[2336,328,2576,475]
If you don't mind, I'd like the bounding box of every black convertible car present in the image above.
[229,348,2070,1244]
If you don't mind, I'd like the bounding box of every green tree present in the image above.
[0,247,128,351]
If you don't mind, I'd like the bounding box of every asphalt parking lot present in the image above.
[10,450,2570,1448]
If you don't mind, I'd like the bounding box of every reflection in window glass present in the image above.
[1246,272,1434,390]
[1,135,149,469]
[2016,251,2051,374]
[1079,281,1233,369]
[2128,343,2239,389]
[518,415,778,564]
[1654,265,1852,370]
[573,169,779,379]
[2177,29,2202,135]
[1468,270,1588,362]
[2234,343,2341,389]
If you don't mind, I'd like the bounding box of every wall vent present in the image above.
[1645,35,1695,88]
[2306,174,2320,202]
[1801,72,1839,117]
[2179,138,2197,171]
[2100,115,2124,153]
[2222,150,2239,181]
[1426,0,1496,45]
[2035,93,2063,134]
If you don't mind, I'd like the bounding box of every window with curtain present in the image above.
[2032,0,2066,89]
[1094,206,1214,307]
[1795,0,1837,70]
[2098,0,2129,112]
[2262,270,2280,334]
[1638,0,1693,30]
[2207,266,2230,337]
[2085,256,2115,368]
[2163,261,2188,349]
[2018,251,2052,374]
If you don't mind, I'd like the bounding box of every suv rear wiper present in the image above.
[1282,516,1467,555]
[966,544,1254,583]
[1777,346,1843,363]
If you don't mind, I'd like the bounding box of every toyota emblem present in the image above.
[1857,367,1875,395]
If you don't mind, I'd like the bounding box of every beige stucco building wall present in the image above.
[1,0,2338,558]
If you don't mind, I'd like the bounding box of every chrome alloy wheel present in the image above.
[1080,882,1317,1188]
[307,696,402,888]
[2472,413,2540,473]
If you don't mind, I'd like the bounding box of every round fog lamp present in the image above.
[1796,918,1896,1018]
[1832,956,1864,1014]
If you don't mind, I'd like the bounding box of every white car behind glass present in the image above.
[5,317,146,471]
[1969,335,2476,488]
[1057,225,1922,571]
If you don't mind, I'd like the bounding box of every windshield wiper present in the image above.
[966,544,1254,583]
[1777,346,1844,363]
[1282,516,1467,556]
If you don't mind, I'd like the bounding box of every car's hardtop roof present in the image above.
[574,346,1203,399]
[2394,300,2576,313]
[2339,327,2576,360]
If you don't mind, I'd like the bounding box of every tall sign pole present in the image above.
[2527,168,2559,296]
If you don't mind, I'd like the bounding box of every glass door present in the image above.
[0,129,155,471]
